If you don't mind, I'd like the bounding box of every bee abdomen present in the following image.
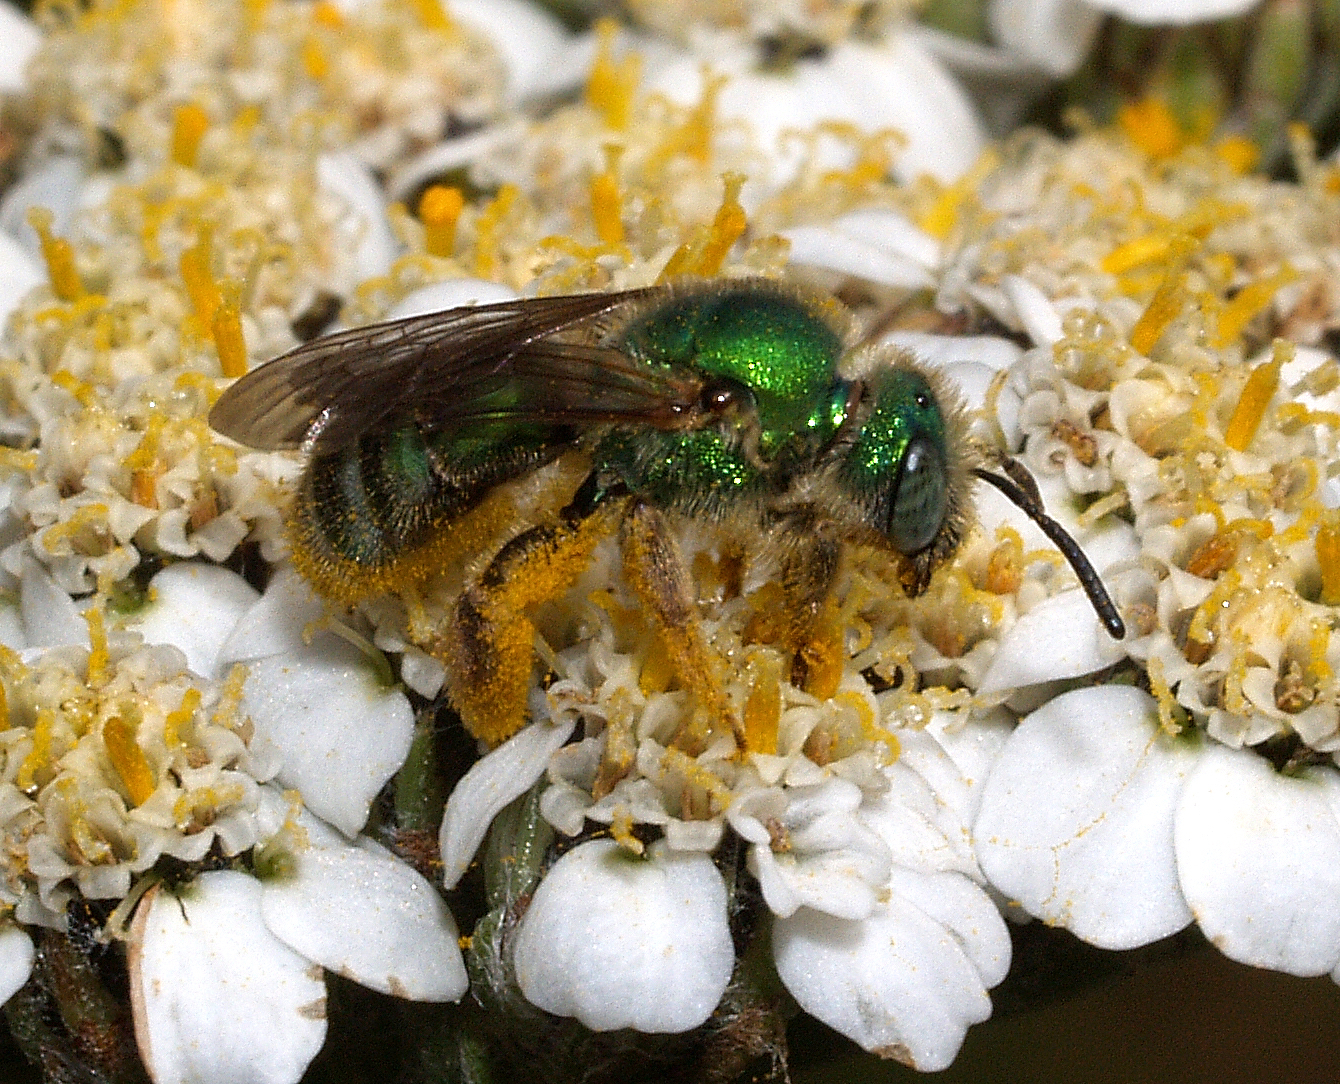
[288,424,560,603]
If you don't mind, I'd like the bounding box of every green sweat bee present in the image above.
[209,278,1123,747]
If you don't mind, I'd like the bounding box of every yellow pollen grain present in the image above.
[27,207,83,303]
[1118,97,1184,159]
[638,640,675,696]
[584,18,640,131]
[105,713,156,807]
[1129,235,1197,356]
[1211,266,1298,347]
[743,651,782,756]
[1223,341,1288,452]
[419,184,464,258]
[590,146,625,246]
[170,103,210,169]
[1316,523,1340,606]
[211,283,249,378]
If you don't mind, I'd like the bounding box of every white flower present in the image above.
[976,685,1340,980]
[511,839,734,1033]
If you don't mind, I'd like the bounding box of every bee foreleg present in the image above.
[619,499,743,754]
[440,505,617,746]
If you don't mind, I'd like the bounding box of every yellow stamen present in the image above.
[410,0,452,32]
[472,184,518,280]
[105,712,156,807]
[1214,135,1259,175]
[917,149,999,240]
[28,207,83,302]
[301,37,328,80]
[1146,656,1182,735]
[1118,97,1184,159]
[312,0,343,27]
[1223,341,1288,452]
[170,103,210,169]
[164,687,202,749]
[1316,522,1340,606]
[1129,234,1197,356]
[590,146,625,246]
[212,282,248,378]
[419,184,464,258]
[584,18,640,131]
[85,607,110,689]
[1101,233,1174,276]
[661,172,747,280]
[1211,266,1298,347]
[180,229,220,332]
[742,651,782,756]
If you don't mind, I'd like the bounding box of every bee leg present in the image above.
[775,524,844,699]
[442,489,618,746]
[619,499,743,754]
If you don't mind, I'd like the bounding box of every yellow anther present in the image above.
[1118,97,1183,159]
[1214,135,1259,175]
[302,36,328,79]
[1223,340,1288,452]
[472,184,518,280]
[610,807,644,855]
[1101,233,1174,275]
[419,184,464,258]
[180,229,220,332]
[743,651,782,756]
[85,607,110,689]
[50,369,95,406]
[1211,266,1298,348]
[1129,234,1197,356]
[170,102,210,169]
[28,206,83,302]
[104,712,156,808]
[212,282,249,378]
[312,0,343,28]
[585,18,640,131]
[661,171,747,279]
[1146,656,1183,735]
[917,148,999,240]
[1315,522,1340,606]
[410,0,453,32]
[590,146,625,246]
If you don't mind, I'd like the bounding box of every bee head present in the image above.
[832,361,973,596]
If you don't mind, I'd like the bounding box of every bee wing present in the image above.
[209,288,705,453]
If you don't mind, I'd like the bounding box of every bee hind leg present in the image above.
[620,499,743,754]
[440,487,617,746]
[773,522,844,699]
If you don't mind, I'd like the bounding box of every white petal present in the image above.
[216,568,325,665]
[0,230,43,328]
[977,587,1128,694]
[243,637,414,836]
[450,0,586,102]
[439,716,576,889]
[1002,274,1063,346]
[120,562,259,677]
[0,924,34,1004]
[0,157,84,255]
[317,152,397,284]
[513,840,732,1033]
[773,894,992,1070]
[128,872,326,1084]
[1087,0,1261,25]
[975,686,1196,948]
[20,557,87,649]
[781,225,935,289]
[0,3,39,93]
[988,0,1104,77]
[385,279,518,321]
[261,810,466,1001]
[888,868,1011,988]
[1174,747,1340,976]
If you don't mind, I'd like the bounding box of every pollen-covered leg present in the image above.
[440,509,616,745]
[620,500,742,753]
[776,528,845,699]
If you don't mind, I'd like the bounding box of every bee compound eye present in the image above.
[889,434,947,555]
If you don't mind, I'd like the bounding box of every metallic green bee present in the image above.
[209,278,1122,747]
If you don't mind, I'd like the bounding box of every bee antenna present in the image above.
[972,462,1126,639]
